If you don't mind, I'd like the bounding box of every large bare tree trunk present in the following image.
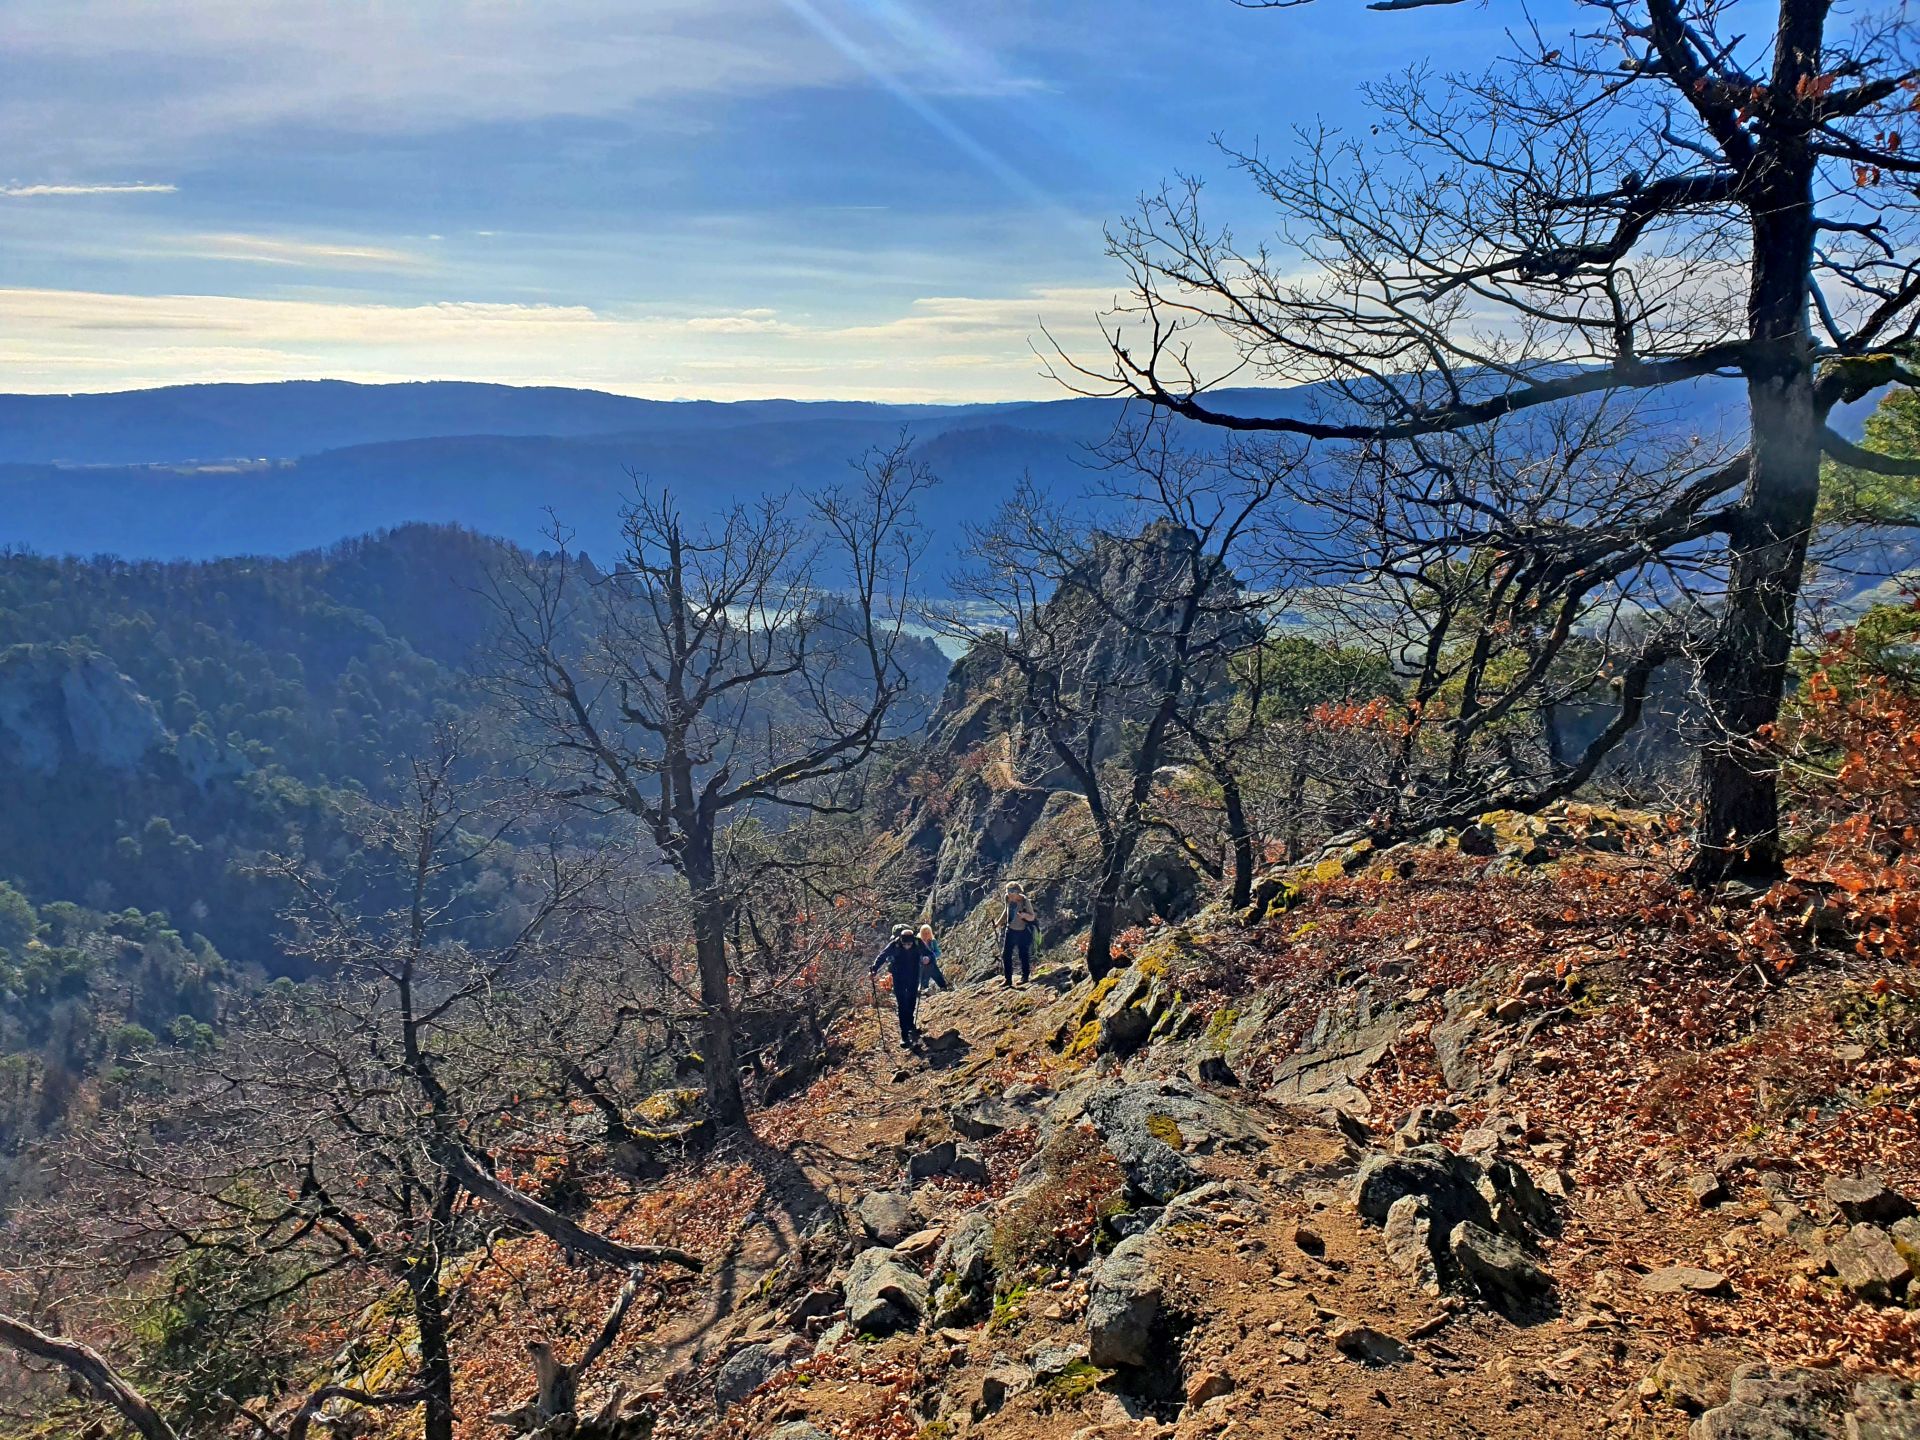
[681,823,746,1128]
[1692,99,1822,882]
[693,894,746,1128]
[407,1247,457,1440]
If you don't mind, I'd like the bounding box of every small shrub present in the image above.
[989,1124,1125,1288]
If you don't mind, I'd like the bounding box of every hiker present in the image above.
[1001,882,1037,987]
[870,924,930,1047]
[917,923,952,995]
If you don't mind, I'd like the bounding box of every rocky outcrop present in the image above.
[1352,1132,1559,1315]
[0,645,167,775]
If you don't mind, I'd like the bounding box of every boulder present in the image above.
[1890,1216,1920,1281]
[908,1141,959,1181]
[1028,1342,1089,1383]
[950,1094,1028,1140]
[1352,1153,1489,1232]
[907,1141,990,1185]
[1644,1350,1729,1416]
[1087,1234,1163,1368]
[1823,1173,1916,1228]
[1689,1365,1856,1440]
[1391,1105,1459,1153]
[769,1426,834,1440]
[714,1340,799,1411]
[1685,1173,1730,1208]
[1186,1369,1235,1406]
[1449,1222,1551,1313]
[854,1190,918,1246]
[845,1247,928,1336]
[1187,1055,1241,1088]
[1457,823,1498,857]
[1826,1223,1911,1304]
[779,1288,842,1331]
[896,1226,945,1263]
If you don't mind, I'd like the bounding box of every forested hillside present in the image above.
[0,522,951,966]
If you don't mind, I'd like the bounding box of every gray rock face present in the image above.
[769,1425,834,1440]
[0,647,167,776]
[1448,1222,1551,1313]
[845,1247,928,1336]
[1086,1234,1163,1368]
[854,1190,918,1246]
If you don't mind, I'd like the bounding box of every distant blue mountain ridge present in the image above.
[0,376,1877,584]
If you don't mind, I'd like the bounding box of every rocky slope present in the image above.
[401,805,1917,1440]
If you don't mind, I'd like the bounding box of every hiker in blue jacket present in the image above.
[917,923,952,994]
[871,924,931,1048]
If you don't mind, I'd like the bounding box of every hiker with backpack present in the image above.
[1001,882,1036,987]
[870,923,932,1048]
[917,922,952,995]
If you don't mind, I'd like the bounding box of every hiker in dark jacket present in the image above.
[1001,882,1037,986]
[871,924,930,1047]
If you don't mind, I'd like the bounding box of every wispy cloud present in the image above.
[179,232,421,271]
[1,180,175,197]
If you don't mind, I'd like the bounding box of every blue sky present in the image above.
[0,0,1522,400]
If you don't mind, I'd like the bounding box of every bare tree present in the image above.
[941,436,1283,979]
[1063,0,1920,879]
[488,443,933,1126]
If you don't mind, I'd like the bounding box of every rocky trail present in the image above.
[442,813,1920,1440]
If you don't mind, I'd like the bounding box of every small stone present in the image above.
[1685,1173,1730,1208]
[975,1362,1031,1420]
[1186,1370,1234,1406]
[1292,1224,1327,1258]
[895,1226,945,1262]
[1331,1322,1413,1366]
[1492,997,1530,1023]
[1638,1265,1730,1297]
